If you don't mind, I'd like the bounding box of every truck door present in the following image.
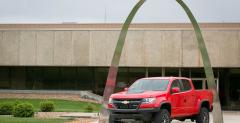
[180,79,197,115]
[169,79,185,117]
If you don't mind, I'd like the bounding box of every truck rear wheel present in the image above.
[196,107,209,123]
[154,109,171,123]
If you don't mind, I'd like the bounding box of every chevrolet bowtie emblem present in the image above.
[122,100,130,104]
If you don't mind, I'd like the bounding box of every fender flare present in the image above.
[197,99,210,113]
[158,101,172,114]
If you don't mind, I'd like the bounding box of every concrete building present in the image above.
[0,23,239,110]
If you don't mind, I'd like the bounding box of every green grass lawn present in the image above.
[0,115,70,123]
[0,99,101,112]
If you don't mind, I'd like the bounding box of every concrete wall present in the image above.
[0,24,240,67]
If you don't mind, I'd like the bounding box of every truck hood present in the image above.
[110,91,167,99]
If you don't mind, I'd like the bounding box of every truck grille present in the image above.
[113,99,142,109]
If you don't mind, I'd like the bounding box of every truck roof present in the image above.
[141,76,190,80]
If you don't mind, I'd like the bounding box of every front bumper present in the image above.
[109,108,160,121]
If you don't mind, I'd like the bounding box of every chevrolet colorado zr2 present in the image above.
[108,77,213,123]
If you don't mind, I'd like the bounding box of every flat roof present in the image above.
[0,23,240,30]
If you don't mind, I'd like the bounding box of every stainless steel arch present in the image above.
[176,0,223,122]
[101,0,224,122]
[101,0,146,117]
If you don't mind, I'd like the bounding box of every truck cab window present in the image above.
[171,80,182,93]
[181,79,192,91]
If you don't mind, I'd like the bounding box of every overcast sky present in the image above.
[0,0,239,23]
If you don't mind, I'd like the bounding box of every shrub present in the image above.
[40,101,55,112]
[0,103,14,115]
[85,104,94,112]
[13,103,34,117]
[13,101,20,107]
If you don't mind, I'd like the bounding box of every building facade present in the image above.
[0,23,239,110]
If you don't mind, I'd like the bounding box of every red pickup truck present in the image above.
[108,77,213,123]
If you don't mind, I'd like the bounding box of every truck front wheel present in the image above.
[196,107,209,123]
[154,109,171,123]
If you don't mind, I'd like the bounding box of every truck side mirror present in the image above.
[124,88,128,91]
[171,87,180,94]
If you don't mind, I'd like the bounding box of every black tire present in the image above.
[179,118,185,122]
[154,109,171,123]
[196,107,209,123]
[143,121,149,123]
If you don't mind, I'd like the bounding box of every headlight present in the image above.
[108,98,113,104]
[142,98,156,104]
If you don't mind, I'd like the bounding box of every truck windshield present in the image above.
[128,79,169,93]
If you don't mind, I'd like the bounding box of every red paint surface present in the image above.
[108,77,213,118]
[108,103,114,109]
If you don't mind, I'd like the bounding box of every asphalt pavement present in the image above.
[172,111,240,123]
[97,111,240,123]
